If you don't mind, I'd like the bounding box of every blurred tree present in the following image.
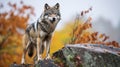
[0,1,34,67]
[0,1,34,48]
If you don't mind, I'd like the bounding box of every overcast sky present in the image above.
[1,0,120,30]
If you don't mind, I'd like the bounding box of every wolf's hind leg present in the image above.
[21,41,30,64]
[21,34,31,64]
[40,43,44,54]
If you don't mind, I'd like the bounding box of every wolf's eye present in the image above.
[57,15,60,19]
[57,13,60,16]
[44,13,48,16]
[54,13,57,15]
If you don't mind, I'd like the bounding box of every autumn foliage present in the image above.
[0,1,34,67]
[52,7,120,49]
[69,7,120,47]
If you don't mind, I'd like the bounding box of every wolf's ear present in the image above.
[54,3,59,9]
[44,3,50,10]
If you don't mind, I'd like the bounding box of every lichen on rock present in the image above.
[53,44,120,67]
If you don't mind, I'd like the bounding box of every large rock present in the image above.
[10,60,58,67]
[35,60,58,67]
[53,44,120,67]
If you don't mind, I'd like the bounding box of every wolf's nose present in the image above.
[53,18,55,21]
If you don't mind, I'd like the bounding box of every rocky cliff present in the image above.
[53,44,120,67]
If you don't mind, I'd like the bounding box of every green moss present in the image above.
[83,51,96,67]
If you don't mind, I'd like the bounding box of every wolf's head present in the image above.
[41,3,61,23]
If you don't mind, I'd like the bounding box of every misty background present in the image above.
[0,0,120,43]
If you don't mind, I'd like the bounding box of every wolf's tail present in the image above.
[28,43,34,57]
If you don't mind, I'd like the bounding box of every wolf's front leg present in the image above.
[37,37,42,61]
[45,36,52,60]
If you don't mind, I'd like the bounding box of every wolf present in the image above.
[21,3,61,64]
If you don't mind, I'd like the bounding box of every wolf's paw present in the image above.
[36,57,43,63]
[35,58,43,64]
[21,59,25,64]
[45,55,51,60]
[38,57,43,61]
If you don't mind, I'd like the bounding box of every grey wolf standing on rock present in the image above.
[21,3,61,64]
